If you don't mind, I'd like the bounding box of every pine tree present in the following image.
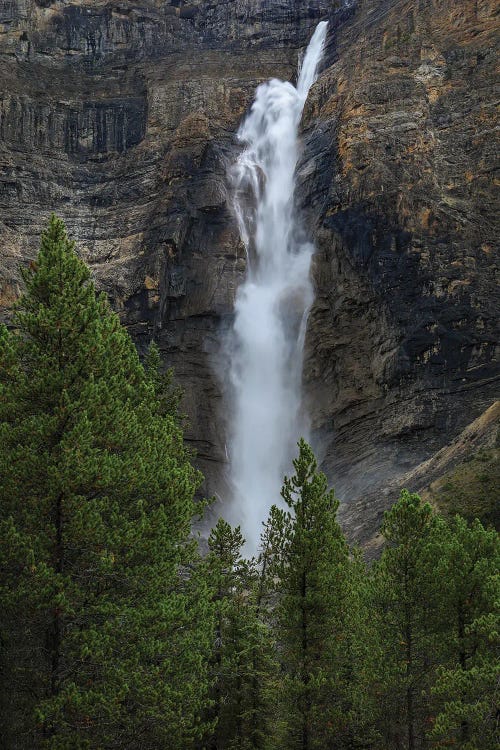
[0,215,213,749]
[429,517,499,749]
[339,547,384,750]
[205,519,276,750]
[267,439,351,750]
[369,491,448,750]
[350,494,499,750]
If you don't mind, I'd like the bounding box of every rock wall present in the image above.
[0,0,329,491]
[300,0,499,540]
[0,0,498,539]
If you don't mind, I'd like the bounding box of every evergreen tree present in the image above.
[144,339,183,419]
[0,215,213,749]
[339,548,383,750]
[267,439,351,750]
[369,491,444,750]
[429,517,499,749]
[205,519,276,750]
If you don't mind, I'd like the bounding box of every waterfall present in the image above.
[227,21,328,550]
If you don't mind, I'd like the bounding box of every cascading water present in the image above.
[227,22,328,550]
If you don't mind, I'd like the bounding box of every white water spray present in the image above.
[227,22,328,550]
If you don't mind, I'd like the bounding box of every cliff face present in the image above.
[0,0,498,538]
[300,0,499,541]
[0,0,329,487]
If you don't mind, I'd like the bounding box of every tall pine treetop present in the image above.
[14,214,143,401]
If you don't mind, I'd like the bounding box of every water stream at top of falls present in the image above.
[227,21,328,551]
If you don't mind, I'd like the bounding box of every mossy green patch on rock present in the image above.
[423,443,500,530]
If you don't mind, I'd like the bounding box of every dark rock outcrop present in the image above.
[300,0,499,541]
[0,0,498,541]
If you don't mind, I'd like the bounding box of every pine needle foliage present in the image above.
[205,519,276,750]
[429,517,499,749]
[266,439,350,750]
[0,215,213,749]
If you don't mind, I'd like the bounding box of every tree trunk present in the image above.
[406,622,415,750]
[301,568,309,750]
[51,493,63,698]
[457,605,469,744]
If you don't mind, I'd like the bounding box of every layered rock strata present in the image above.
[0,0,498,539]
[300,0,499,540]
[0,0,328,489]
